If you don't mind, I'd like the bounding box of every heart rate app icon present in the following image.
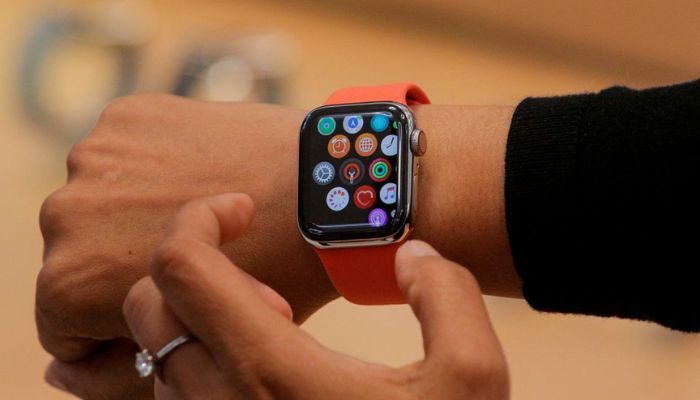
[327,135,350,159]
[353,185,376,209]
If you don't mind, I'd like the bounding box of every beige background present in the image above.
[1,1,699,399]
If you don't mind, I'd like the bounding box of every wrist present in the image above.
[217,104,338,323]
[411,104,521,297]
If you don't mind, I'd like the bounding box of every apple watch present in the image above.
[297,83,429,304]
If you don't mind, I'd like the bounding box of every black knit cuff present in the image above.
[504,81,700,332]
[505,93,600,315]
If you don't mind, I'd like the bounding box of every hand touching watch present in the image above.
[119,193,510,400]
[38,93,518,399]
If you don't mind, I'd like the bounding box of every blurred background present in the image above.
[2,0,699,398]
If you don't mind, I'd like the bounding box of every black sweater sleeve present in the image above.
[505,79,700,332]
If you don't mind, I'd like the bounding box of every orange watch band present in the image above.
[324,82,430,107]
[315,83,430,305]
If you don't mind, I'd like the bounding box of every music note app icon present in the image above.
[379,183,397,205]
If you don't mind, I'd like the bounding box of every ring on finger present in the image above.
[135,334,196,382]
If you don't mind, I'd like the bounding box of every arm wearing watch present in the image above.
[297,84,519,304]
[300,79,700,332]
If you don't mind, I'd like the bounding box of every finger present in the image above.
[150,193,295,367]
[123,277,221,398]
[155,193,292,318]
[242,269,294,321]
[395,240,504,362]
[44,339,152,400]
[164,192,255,247]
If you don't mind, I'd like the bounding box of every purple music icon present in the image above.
[368,208,388,227]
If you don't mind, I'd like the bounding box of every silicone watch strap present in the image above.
[315,83,430,305]
[324,82,430,107]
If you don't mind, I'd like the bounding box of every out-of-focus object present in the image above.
[172,31,301,104]
[19,0,157,142]
[19,0,301,143]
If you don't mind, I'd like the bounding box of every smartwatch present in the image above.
[297,83,429,305]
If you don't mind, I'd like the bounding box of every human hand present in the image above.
[37,95,337,399]
[119,193,509,400]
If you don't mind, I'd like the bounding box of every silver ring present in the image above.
[135,334,195,379]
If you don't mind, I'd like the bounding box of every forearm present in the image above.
[412,105,521,298]
[248,104,522,320]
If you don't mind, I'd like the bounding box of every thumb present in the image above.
[395,240,503,362]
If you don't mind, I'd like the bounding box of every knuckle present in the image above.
[180,197,211,216]
[455,357,509,391]
[39,190,67,231]
[39,188,90,238]
[36,249,132,342]
[97,96,136,123]
[35,263,60,324]
[35,254,88,335]
[150,237,201,284]
[440,342,508,387]
[65,141,92,177]
[229,348,280,399]
[97,93,181,125]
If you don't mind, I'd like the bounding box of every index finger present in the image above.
[150,193,293,365]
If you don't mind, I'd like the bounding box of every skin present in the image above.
[118,194,509,400]
[37,94,519,398]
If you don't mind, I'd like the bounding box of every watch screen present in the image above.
[298,103,411,242]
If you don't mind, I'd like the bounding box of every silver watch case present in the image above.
[297,101,423,249]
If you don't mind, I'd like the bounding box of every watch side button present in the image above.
[410,129,427,156]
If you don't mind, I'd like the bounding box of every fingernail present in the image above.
[44,363,68,392]
[402,240,440,257]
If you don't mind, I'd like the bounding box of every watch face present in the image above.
[298,102,413,243]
